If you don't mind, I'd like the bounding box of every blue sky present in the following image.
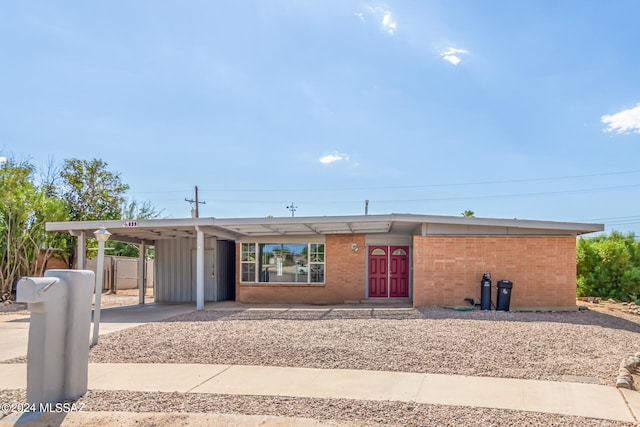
[2,1,640,233]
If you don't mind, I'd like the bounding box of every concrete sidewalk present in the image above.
[1,363,639,423]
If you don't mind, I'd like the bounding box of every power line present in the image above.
[187,183,640,205]
[369,184,640,203]
[577,215,640,222]
[129,168,640,195]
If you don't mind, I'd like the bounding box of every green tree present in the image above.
[60,158,129,221]
[462,210,475,217]
[58,159,129,267]
[0,158,67,294]
[0,156,161,287]
[577,231,640,302]
[121,199,162,221]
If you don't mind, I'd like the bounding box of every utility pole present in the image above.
[185,186,206,218]
[286,202,297,217]
[365,200,369,215]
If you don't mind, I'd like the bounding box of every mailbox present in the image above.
[16,270,95,406]
[16,277,61,304]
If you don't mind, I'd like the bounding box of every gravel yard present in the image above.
[88,306,640,385]
[3,305,640,425]
[0,388,634,427]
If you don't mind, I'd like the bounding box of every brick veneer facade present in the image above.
[236,233,577,309]
[412,235,577,309]
[236,234,366,304]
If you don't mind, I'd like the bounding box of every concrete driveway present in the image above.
[0,302,201,362]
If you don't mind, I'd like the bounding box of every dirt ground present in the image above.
[577,297,640,316]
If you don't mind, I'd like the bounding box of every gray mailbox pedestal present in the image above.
[16,269,95,405]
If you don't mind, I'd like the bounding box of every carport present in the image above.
[46,218,243,310]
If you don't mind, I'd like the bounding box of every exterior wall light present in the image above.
[351,243,359,252]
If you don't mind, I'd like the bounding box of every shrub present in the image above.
[577,231,640,301]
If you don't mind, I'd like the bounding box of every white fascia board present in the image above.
[46,217,217,232]
[388,214,604,234]
[47,219,125,232]
[213,213,602,233]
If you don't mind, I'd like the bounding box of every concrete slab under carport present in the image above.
[0,301,204,363]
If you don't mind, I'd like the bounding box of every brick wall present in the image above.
[412,236,577,309]
[236,234,366,304]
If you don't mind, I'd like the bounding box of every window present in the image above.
[241,243,256,282]
[309,244,325,283]
[240,242,325,284]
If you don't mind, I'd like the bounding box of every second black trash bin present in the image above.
[496,280,513,311]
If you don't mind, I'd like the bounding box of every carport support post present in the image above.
[196,227,204,310]
[138,242,146,305]
[76,231,86,269]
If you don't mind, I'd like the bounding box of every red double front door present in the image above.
[368,246,409,298]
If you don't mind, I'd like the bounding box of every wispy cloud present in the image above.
[601,104,640,134]
[440,47,469,65]
[381,11,397,35]
[319,153,350,164]
[358,5,397,35]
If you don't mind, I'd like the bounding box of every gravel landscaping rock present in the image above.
[0,388,634,426]
[84,307,640,385]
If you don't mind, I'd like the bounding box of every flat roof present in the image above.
[45,213,604,244]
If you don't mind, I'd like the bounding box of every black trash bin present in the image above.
[480,273,492,310]
[496,280,513,311]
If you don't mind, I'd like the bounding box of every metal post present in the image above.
[92,227,110,346]
[287,202,297,217]
[138,241,146,305]
[185,186,206,218]
[196,227,204,310]
[92,239,105,345]
[76,231,86,269]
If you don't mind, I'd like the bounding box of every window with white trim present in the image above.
[241,243,256,282]
[240,243,325,284]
